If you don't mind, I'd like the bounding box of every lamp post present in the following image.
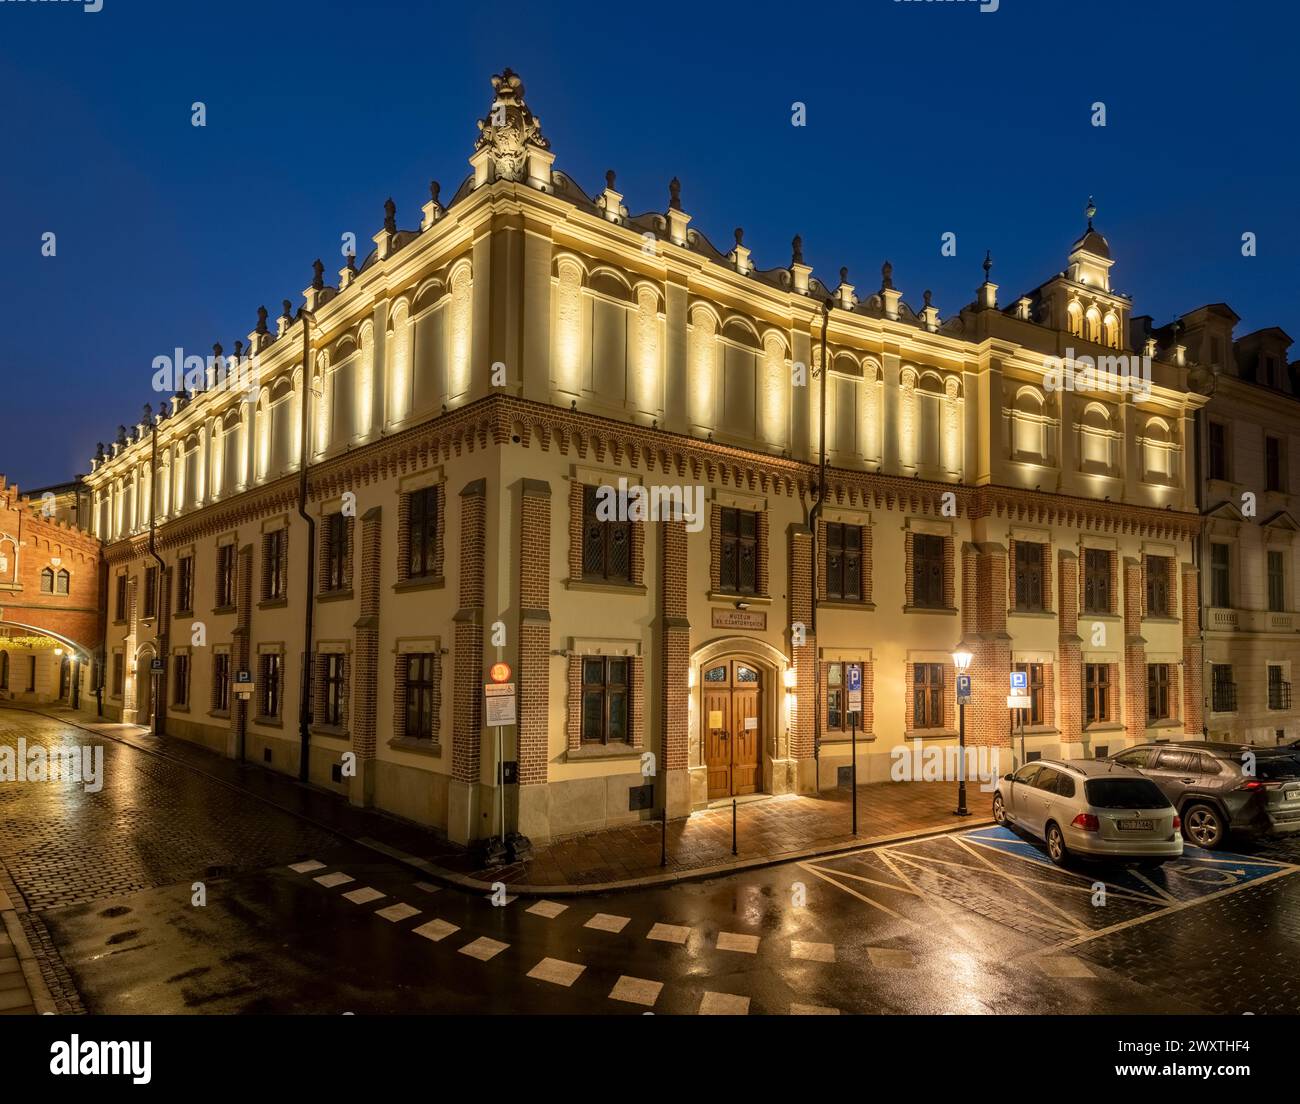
[952,645,973,817]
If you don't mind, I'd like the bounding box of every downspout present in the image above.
[1193,369,1218,738]
[809,298,832,788]
[146,405,167,737]
[296,310,317,784]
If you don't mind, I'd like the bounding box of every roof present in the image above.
[1070,227,1111,260]
[1036,757,1141,778]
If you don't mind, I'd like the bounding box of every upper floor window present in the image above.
[582,485,631,583]
[39,567,54,593]
[1082,548,1111,614]
[216,544,236,609]
[581,656,629,744]
[1014,542,1045,612]
[1207,421,1228,481]
[262,529,287,602]
[1145,556,1171,617]
[143,566,158,618]
[115,574,128,621]
[1266,435,1284,492]
[912,534,945,609]
[825,523,863,602]
[407,487,439,579]
[1210,543,1231,608]
[1268,549,1286,613]
[177,556,194,613]
[1084,663,1111,725]
[1146,663,1171,724]
[55,569,69,595]
[718,508,759,595]
[323,513,348,591]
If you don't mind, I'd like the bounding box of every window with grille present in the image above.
[1145,556,1171,616]
[39,568,54,594]
[582,485,631,582]
[323,513,348,591]
[826,523,863,601]
[404,653,437,740]
[1208,421,1227,481]
[407,488,438,578]
[1269,665,1291,711]
[1014,543,1044,611]
[827,663,844,731]
[719,508,759,595]
[115,574,127,620]
[581,656,630,744]
[1210,543,1231,607]
[912,534,945,609]
[1146,663,1170,723]
[263,530,286,601]
[323,654,346,728]
[177,556,194,613]
[213,653,230,713]
[216,544,236,608]
[173,654,190,707]
[259,654,281,719]
[913,663,944,728]
[142,566,157,618]
[1084,664,1110,725]
[1211,664,1236,712]
[1013,662,1045,725]
[1083,549,1111,613]
[55,569,69,595]
[1266,435,1284,492]
[1268,550,1285,613]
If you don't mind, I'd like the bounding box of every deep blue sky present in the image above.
[2,0,1296,489]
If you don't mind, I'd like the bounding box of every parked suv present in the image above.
[992,759,1182,867]
[1108,742,1300,849]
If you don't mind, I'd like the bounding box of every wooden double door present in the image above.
[702,659,763,799]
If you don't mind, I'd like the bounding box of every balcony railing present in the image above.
[1211,683,1238,713]
[1269,681,1292,711]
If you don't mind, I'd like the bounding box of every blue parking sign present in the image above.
[847,664,862,692]
[1010,670,1027,691]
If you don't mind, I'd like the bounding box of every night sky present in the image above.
[2,0,1296,489]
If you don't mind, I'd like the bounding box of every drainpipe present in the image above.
[296,309,318,784]
[1193,368,1219,738]
[146,404,167,737]
[809,299,832,789]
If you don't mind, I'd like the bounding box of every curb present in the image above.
[0,904,58,1015]
[9,704,993,899]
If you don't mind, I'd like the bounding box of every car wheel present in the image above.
[1045,822,1069,867]
[993,794,1007,824]
[1182,803,1225,849]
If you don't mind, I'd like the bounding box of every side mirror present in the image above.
[1003,773,1015,782]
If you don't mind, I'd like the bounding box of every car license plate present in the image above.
[1117,819,1154,831]
[1287,788,1300,804]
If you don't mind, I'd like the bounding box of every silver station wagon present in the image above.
[992,758,1184,867]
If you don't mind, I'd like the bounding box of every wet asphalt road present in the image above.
[4,707,1300,1015]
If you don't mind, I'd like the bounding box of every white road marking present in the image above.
[342,887,386,905]
[716,932,760,954]
[459,937,509,962]
[790,940,836,963]
[313,872,354,889]
[412,919,459,943]
[584,913,631,934]
[526,900,568,919]
[288,860,325,874]
[647,923,692,945]
[699,991,750,1015]
[609,975,662,1007]
[528,958,585,986]
[375,903,420,923]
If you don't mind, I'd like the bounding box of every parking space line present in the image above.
[951,837,1090,934]
[798,862,913,922]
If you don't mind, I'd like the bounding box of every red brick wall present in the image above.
[789,524,815,759]
[1122,557,1146,741]
[353,507,381,760]
[453,480,485,784]
[1058,551,1082,743]
[1182,562,1203,735]
[660,518,690,772]
[518,481,550,786]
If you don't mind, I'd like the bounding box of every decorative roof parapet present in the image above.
[471,68,554,190]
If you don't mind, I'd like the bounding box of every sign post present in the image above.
[847,663,863,835]
[1008,670,1030,767]
[484,662,515,857]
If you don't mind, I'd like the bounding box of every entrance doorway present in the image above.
[702,658,762,799]
[58,656,70,701]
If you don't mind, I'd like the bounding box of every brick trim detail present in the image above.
[519,482,551,785]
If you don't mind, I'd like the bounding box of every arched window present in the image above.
[1067,301,1083,338]
[1085,307,1102,345]
[55,569,70,595]
[1103,312,1120,350]
[40,567,54,593]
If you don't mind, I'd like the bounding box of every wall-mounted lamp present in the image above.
[783,667,797,689]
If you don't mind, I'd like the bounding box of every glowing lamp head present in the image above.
[951,648,974,673]
[488,661,512,684]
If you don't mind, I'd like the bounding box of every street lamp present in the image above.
[951,644,974,818]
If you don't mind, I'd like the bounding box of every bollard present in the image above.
[731,798,738,856]
[660,802,668,868]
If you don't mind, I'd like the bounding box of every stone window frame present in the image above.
[392,636,442,750]
[565,637,643,755]
[1012,658,1056,730]
[904,657,955,736]
[708,489,770,601]
[214,534,238,613]
[820,650,874,738]
[171,646,192,711]
[254,643,285,724]
[175,548,196,616]
[142,564,158,619]
[110,648,125,699]
[395,468,446,591]
[260,518,289,605]
[903,519,956,613]
[1145,661,1175,725]
[1079,541,1119,617]
[1008,529,1054,615]
[210,646,231,717]
[114,572,128,623]
[1083,661,1119,728]
[1141,548,1177,619]
[566,469,645,590]
[817,508,873,607]
[312,640,351,736]
[318,503,355,596]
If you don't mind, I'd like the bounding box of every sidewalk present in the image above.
[0,877,57,1015]
[19,704,990,895]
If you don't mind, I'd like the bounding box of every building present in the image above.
[1177,307,1300,745]
[82,70,1209,847]
[0,476,102,707]
[24,477,93,532]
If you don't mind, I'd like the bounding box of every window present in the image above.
[719,508,759,595]
[173,653,190,707]
[1083,548,1111,613]
[27,656,36,692]
[1268,550,1286,613]
[259,653,281,719]
[581,656,630,744]
[143,566,158,618]
[827,663,843,731]
[404,653,437,740]
[115,574,127,620]
[0,651,7,689]
[1210,543,1231,607]
[1269,666,1291,711]
[1113,746,1154,769]
[323,654,346,728]
[177,556,194,613]
[582,485,631,582]
[1084,664,1111,725]
[1145,556,1171,616]
[1014,542,1044,612]
[213,652,230,713]
[1211,664,1236,712]
[216,544,236,609]
[912,663,944,729]
[55,569,70,595]
[1266,435,1284,492]
[1013,662,1045,726]
[112,653,124,697]
[826,523,863,601]
[323,513,348,591]
[39,567,53,593]
[1012,763,1043,787]
[1207,421,1227,481]
[1154,748,1198,773]
[1146,663,1171,724]
[263,529,286,601]
[407,487,439,579]
[912,534,945,609]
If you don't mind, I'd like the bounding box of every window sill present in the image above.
[311,725,350,742]
[212,605,236,616]
[564,578,647,596]
[253,716,283,728]
[819,599,876,612]
[387,736,442,758]
[819,733,877,745]
[209,710,230,721]
[1081,611,1120,620]
[1142,615,1178,625]
[176,609,194,619]
[171,704,190,714]
[1145,719,1182,732]
[904,728,958,740]
[392,576,445,594]
[902,605,958,616]
[1008,609,1056,619]
[708,591,771,606]
[565,742,643,762]
[1016,725,1059,737]
[1083,722,1124,734]
[317,589,354,604]
[258,598,289,611]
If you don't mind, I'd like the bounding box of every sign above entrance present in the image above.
[711,608,767,631]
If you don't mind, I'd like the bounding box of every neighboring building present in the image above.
[0,476,102,707]
[25,477,93,532]
[82,70,1208,846]
[1179,307,1300,745]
